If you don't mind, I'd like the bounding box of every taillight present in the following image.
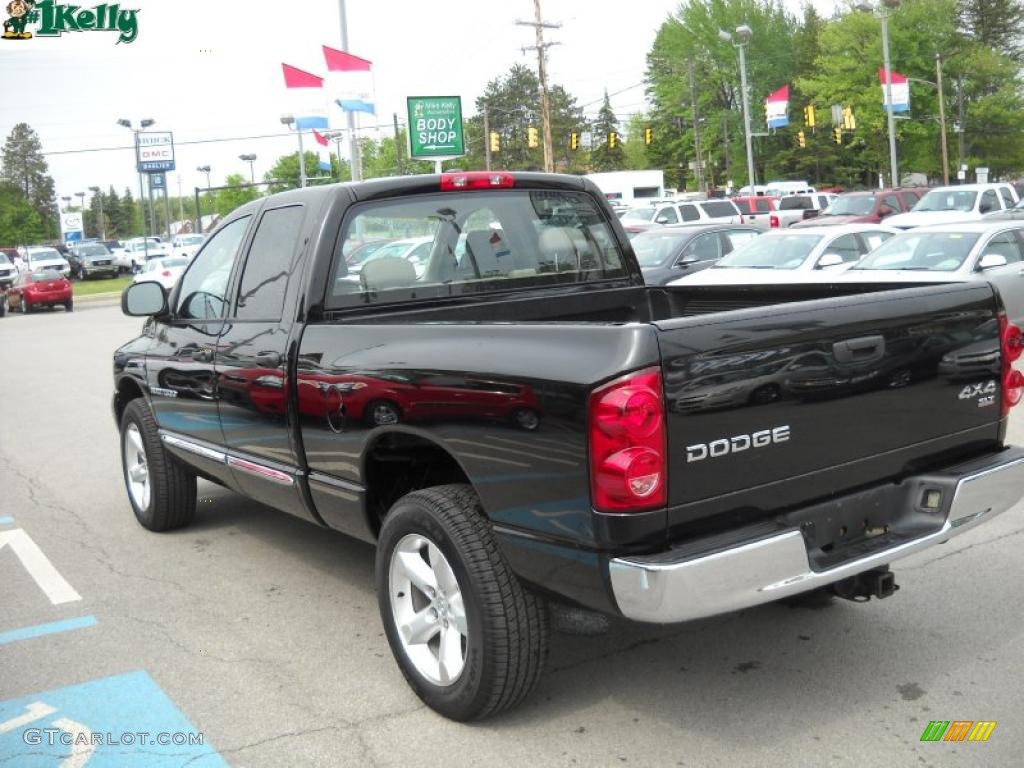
[440,172,514,191]
[769,214,780,228]
[588,367,666,512]
[1000,314,1023,414]
[162,270,172,277]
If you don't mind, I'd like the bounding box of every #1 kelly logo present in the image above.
[2,0,139,43]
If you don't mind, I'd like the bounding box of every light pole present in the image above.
[88,186,105,239]
[117,117,155,260]
[319,129,348,180]
[280,115,307,188]
[196,165,211,232]
[856,0,901,188]
[336,0,362,181]
[719,25,756,191]
[239,153,257,183]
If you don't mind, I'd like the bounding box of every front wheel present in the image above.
[0,293,7,317]
[20,298,29,314]
[376,485,549,721]
[366,399,401,427]
[510,407,540,431]
[120,399,196,531]
[64,298,73,312]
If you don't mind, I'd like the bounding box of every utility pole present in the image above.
[956,76,966,181]
[517,0,561,172]
[337,0,362,181]
[393,113,405,175]
[688,58,705,193]
[483,104,492,171]
[935,53,949,185]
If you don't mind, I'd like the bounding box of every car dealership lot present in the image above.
[2,303,1023,767]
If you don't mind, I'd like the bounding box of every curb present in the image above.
[76,292,122,304]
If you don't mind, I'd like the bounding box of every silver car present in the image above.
[839,221,1024,327]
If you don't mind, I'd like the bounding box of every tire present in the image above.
[64,298,73,312]
[376,484,549,721]
[366,399,401,427]
[80,267,88,280]
[749,384,781,405]
[0,294,7,317]
[20,298,29,314]
[510,407,540,431]
[119,399,196,531]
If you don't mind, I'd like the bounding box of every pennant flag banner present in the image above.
[323,45,376,117]
[879,68,910,113]
[281,62,329,130]
[765,84,790,128]
[312,129,332,171]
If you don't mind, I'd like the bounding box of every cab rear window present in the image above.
[327,190,629,308]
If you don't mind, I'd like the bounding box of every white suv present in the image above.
[676,199,744,225]
[24,247,70,277]
[114,238,170,272]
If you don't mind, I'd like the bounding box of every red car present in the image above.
[792,187,925,227]
[7,270,73,313]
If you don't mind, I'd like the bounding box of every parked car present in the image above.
[24,246,70,277]
[731,195,779,229]
[793,188,924,227]
[7,269,73,312]
[113,172,1024,721]
[114,238,171,272]
[67,242,118,279]
[668,224,896,286]
[633,223,761,285]
[839,222,1024,327]
[772,193,839,228]
[885,184,1020,229]
[0,250,17,288]
[344,239,398,273]
[170,234,206,261]
[983,197,1024,221]
[132,256,190,290]
[357,236,433,278]
[619,201,687,233]
[676,199,744,225]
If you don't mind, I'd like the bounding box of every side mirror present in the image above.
[978,253,1008,270]
[122,280,168,317]
[675,255,699,267]
[878,205,894,217]
[817,253,845,268]
[655,216,670,224]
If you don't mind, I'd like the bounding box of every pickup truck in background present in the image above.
[772,193,838,228]
[731,195,778,229]
[114,172,1024,720]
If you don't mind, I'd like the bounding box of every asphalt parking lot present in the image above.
[1,301,1022,767]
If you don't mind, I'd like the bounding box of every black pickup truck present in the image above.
[113,172,1024,720]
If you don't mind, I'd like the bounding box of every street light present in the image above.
[319,129,347,180]
[280,114,307,188]
[117,117,156,260]
[60,195,71,210]
[239,153,257,183]
[856,0,901,188]
[88,185,105,239]
[196,165,211,189]
[720,24,756,192]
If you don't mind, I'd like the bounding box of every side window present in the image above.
[822,233,862,264]
[723,230,758,252]
[1000,187,1015,208]
[882,194,901,212]
[657,206,679,224]
[755,198,772,213]
[680,233,721,263]
[679,204,700,222]
[175,216,250,321]
[860,231,893,252]
[235,206,304,321]
[980,233,1023,265]
[980,190,999,213]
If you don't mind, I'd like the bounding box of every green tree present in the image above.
[264,151,352,193]
[591,91,627,172]
[214,173,261,216]
[957,0,1024,57]
[0,182,45,246]
[0,123,57,238]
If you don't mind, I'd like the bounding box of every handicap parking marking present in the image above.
[0,616,98,647]
[0,527,81,605]
[0,671,227,767]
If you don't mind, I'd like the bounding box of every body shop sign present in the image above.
[407,96,464,159]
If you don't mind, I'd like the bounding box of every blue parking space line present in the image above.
[0,616,97,646]
[0,671,227,767]
[0,516,14,525]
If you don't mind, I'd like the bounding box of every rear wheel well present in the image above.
[364,432,470,534]
[114,377,145,423]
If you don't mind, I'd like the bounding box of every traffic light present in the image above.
[803,104,816,128]
[569,131,579,151]
[644,126,653,145]
[608,131,618,149]
[489,131,500,153]
[528,126,539,148]
[797,130,806,149]
[834,126,843,145]
[843,106,856,131]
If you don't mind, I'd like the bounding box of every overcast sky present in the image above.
[0,0,836,203]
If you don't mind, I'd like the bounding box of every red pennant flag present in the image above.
[322,45,372,71]
[281,63,324,88]
[312,129,330,147]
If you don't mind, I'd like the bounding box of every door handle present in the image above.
[254,352,282,367]
[833,335,886,364]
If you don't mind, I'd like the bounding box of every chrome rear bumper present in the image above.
[609,449,1024,624]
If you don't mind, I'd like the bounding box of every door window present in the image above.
[820,234,862,265]
[678,233,721,263]
[234,206,304,321]
[656,206,679,224]
[722,229,758,251]
[979,232,1024,265]
[679,204,700,222]
[175,216,250,321]
[980,190,999,213]
[882,194,901,212]
[859,231,894,252]
[1000,187,1016,209]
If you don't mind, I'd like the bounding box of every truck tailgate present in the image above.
[656,283,1005,535]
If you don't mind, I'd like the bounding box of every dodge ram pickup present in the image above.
[113,171,1024,721]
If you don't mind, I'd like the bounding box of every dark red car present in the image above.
[7,270,73,313]
[794,188,925,227]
